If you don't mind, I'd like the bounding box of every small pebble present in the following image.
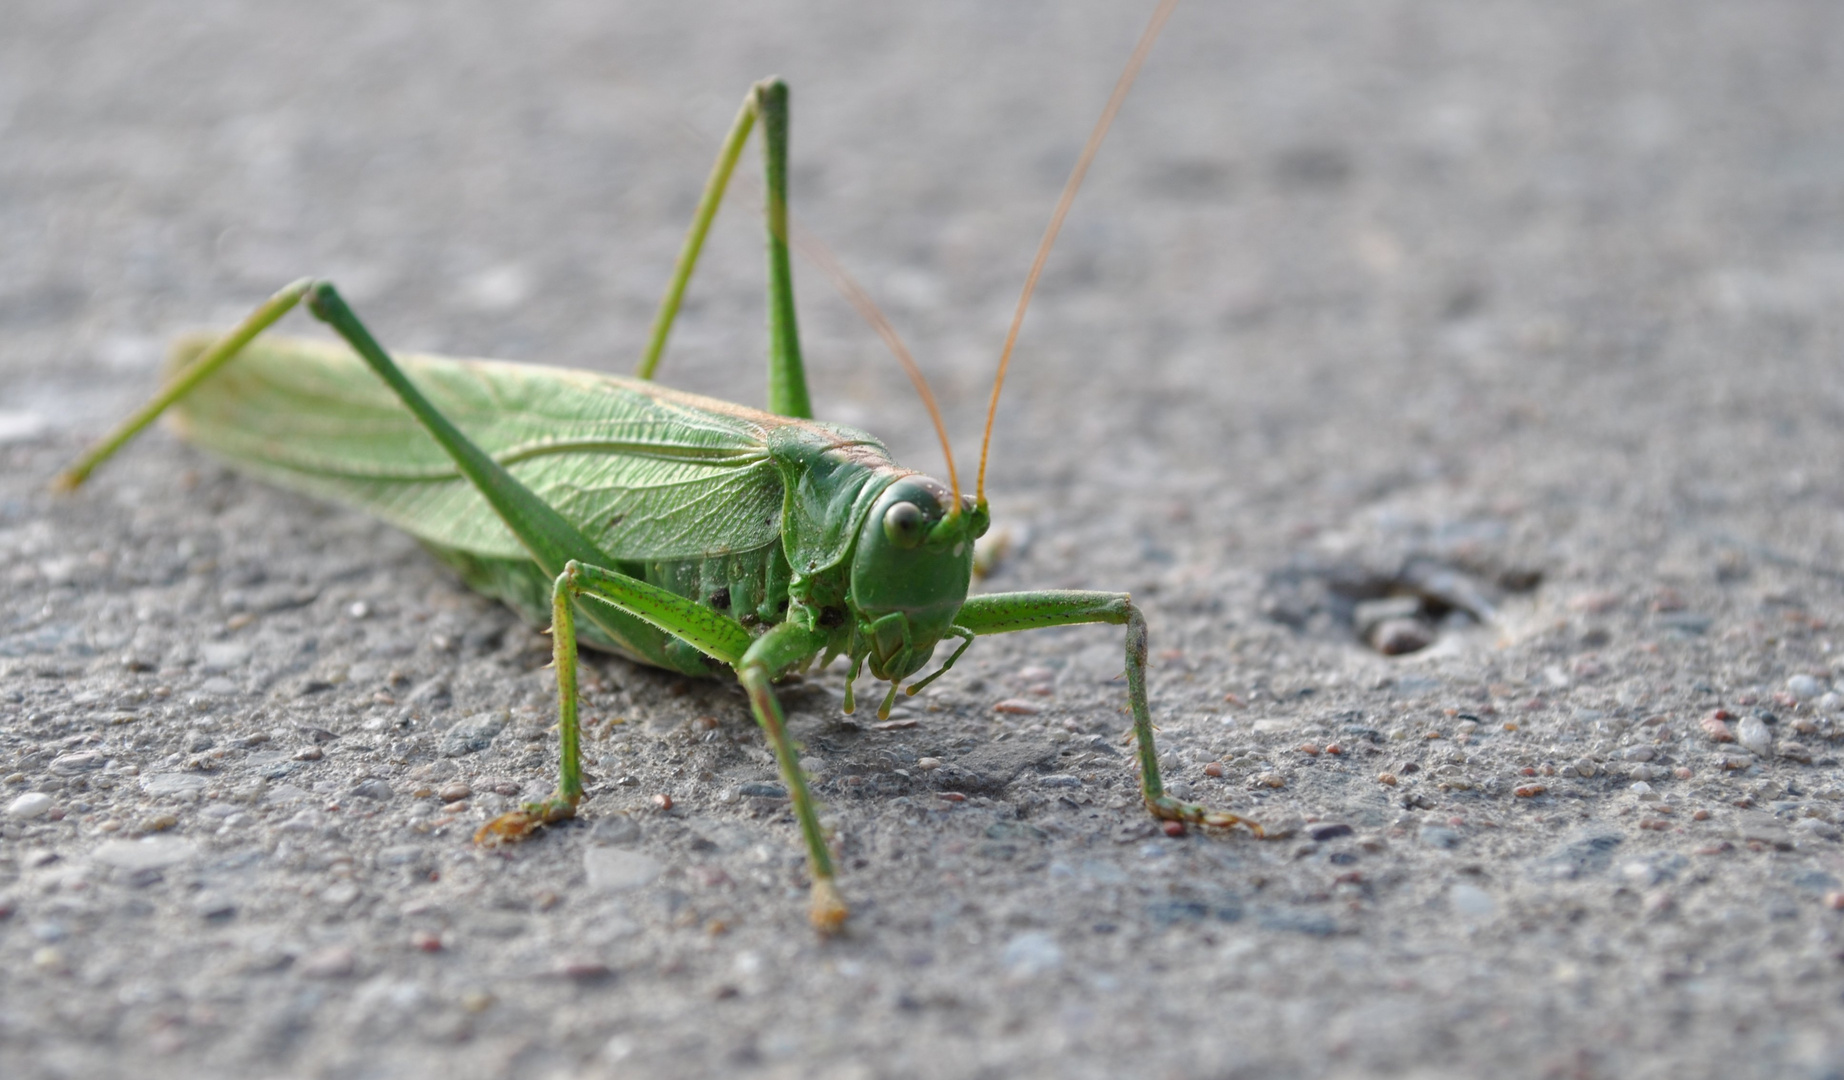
[1701,715,1735,743]
[1370,617,1435,655]
[1296,743,1320,756]
[916,757,942,772]
[1570,590,1622,614]
[1794,818,1841,841]
[438,782,471,802]
[1787,674,1826,701]
[1324,743,1343,755]
[1377,773,1398,786]
[142,813,178,832]
[652,793,673,811]
[33,946,66,973]
[412,931,443,952]
[7,792,53,820]
[1692,809,1710,821]
[1514,784,1547,798]
[195,894,236,920]
[348,779,394,801]
[300,946,357,978]
[1254,773,1284,788]
[292,746,323,761]
[992,699,1041,715]
[1673,767,1693,779]
[1778,742,1814,764]
[1824,891,1844,911]
[1735,715,1772,757]
[1161,821,1186,838]
[1203,762,1225,778]
[1256,812,1302,839]
[1000,930,1064,979]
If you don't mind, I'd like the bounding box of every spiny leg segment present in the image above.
[954,590,1262,835]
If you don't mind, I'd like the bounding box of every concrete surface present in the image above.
[4,1,1844,1077]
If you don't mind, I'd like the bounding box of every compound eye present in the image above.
[882,501,926,548]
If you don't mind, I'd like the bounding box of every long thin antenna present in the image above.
[975,0,1179,503]
[788,220,962,514]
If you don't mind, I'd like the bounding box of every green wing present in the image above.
[167,334,791,562]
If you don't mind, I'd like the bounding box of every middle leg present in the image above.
[479,559,756,844]
[478,559,846,931]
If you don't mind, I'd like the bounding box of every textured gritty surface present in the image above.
[5,2,1844,1077]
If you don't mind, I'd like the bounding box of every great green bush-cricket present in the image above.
[55,0,1258,932]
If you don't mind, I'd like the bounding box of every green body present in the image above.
[165,334,973,683]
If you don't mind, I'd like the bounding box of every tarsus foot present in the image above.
[474,794,579,846]
[1147,794,1264,838]
[809,878,849,934]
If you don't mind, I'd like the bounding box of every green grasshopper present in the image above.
[55,0,1256,931]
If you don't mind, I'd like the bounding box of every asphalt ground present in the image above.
[4,2,1844,1077]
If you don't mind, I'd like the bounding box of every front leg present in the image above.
[737,621,847,932]
[955,591,1263,837]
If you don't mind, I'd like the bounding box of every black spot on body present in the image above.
[709,588,731,610]
[818,607,845,628]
